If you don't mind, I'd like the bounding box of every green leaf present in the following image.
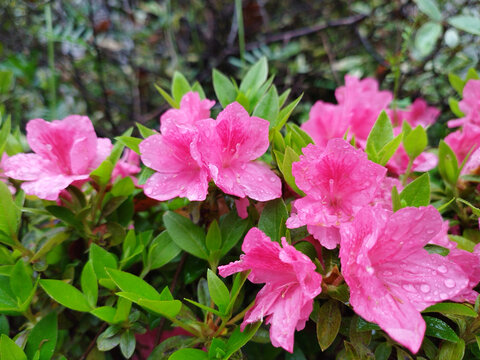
[168,348,208,360]
[10,260,32,303]
[356,317,381,331]
[45,205,83,230]
[374,343,392,360]
[0,181,20,241]
[206,220,222,252]
[113,297,132,323]
[191,82,206,99]
[414,0,442,21]
[89,244,118,281]
[423,302,477,317]
[239,57,268,94]
[90,306,117,323]
[224,322,262,359]
[438,140,459,186]
[400,173,430,207]
[424,316,459,342]
[213,69,237,108]
[448,16,480,36]
[438,338,465,360]
[120,330,136,359]
[25,312,57,360]
[147,231,181,271]
[207,269,230,314]
[276,147,305,196]
[108,128,133,165]
[116,292,181,318]
[448,73,465,95]
[40,280,92,312]
[219,211,250,257]
[184,298,222,317]
[448,97,464,118]
[0,316,9,336]
[403,125,428,160]
[316,300,341,351]
[111,176,135,197]
[275,94,303,130]
[258,198,288,244]
[0,334,27,360]
[106,268,161,300]
[136,122,156,139]
[253,86,279,126]
[115,136,142,155]
[171,71,192,103]
[0,117,11,155]
[377,133,403,166]
[457,198,480,217]
[154,83,178,108]
[365,111,394,163]
[163,212,208,260]
[81,260,98,308]
[90,160,114,186]
[415,22,442,57]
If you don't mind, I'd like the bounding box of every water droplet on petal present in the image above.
[437,265,447,274]
[440,293,448,300]
[383,271,393,276]
[420,284,430,293]
[444,279,455,288]
[402,284,415,292]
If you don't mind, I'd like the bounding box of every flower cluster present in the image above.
[139,92,282,202]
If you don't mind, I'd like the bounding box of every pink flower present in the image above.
[444,123,480,174]
[335,75,393,142]
[340,206,469,353]
[161,91,215,128]
[4,116,111,200]
[447,244,480,303]
[0,153,15,194]
[389,99,440,128]
[387,146,438,176]
[218,228,322,353]
[372,177,403,210]
[139,118,209,201]
[197,102,282,201]
[286,139,386,249]
[301,101,349,148]
[111,149,141,184]
[448,80,480,128]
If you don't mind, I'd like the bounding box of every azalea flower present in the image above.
[160,91,215,128]
[4,116,111,200]
[218,228,322,353]
[447,244,480,303]
[111,149,141,185]
[386,145,438,176]
[335,75,392,142]
[372,176,402,210]
[444,123,480,174]
[286,139,386,249]
[340,206,469,353]
[448,79,480,128]
[388,98,440,128]
[301,101,349,148]
[197,102,281,201]
[0,153,15,194]
[140,96,281,202]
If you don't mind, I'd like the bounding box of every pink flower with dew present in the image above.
[301,101,349,148]
[111,149,141,184]
[445,123,480,174]
[447,244,480,303]
[4,116,111,200]
[286,139,386,249]
[387,146,438,176]
[139,118,209,201]
[218,228,322,353]
[389,99,440,128]
[197,102,282,201]
[0,153,15,194]
[448,79,480,128]
[340,206,469,353]
[335,75,393,142]
[372,177,403,211]
[160,91,215,128]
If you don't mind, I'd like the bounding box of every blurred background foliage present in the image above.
[0,0,479,139]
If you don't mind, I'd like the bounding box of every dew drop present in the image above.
[258,177,263,182]
[420,284,430,293]
[444,279,455,288]
[437,265,447,274]
[440,293,448,300]
[383,271,393,276]
[402,284,415,293]
[270,176,277,182]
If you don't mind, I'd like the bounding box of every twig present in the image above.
[79,322,107,360]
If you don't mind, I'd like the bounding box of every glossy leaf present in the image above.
[40,280,92,312]
[207,269,230,314]
[258,198,288,244]
[399,173,430,207]
[25,312,57,360]
[316,300,341,351]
